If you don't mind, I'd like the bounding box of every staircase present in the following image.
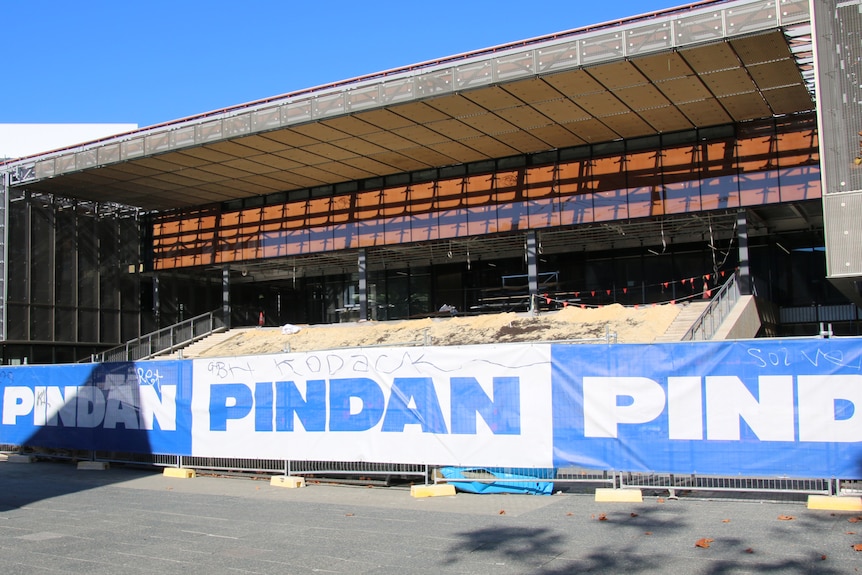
[87,309,226,362]
[654,301,711,342]
[158,329,244,359]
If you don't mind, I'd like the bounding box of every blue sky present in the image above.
[4,1,685,128]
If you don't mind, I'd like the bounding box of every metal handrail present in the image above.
[682,272,741,341]
[88,309,226,363]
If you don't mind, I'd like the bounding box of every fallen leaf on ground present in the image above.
[630,513,638,518]
[499,510,506,515]
[821,555,827,560]
[722,519,731,523]
[598,513,608,521]
[657,498,665,503]
[849,517,862,523]
[566,512,574,516]
[644,531,652,536]
[778,515,795,521]
[853,544,862,552]
[695,538,714,548]
[745,548,754,554]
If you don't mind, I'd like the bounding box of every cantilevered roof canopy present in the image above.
[4,0,813,211]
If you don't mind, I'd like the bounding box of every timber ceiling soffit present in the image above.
[20,31,812,211]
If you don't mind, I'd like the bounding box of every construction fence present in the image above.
[2,338,861,497]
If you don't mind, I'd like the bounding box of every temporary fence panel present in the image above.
[551,339,862,478]
[1,339,861,481]
[190,345,554,467]
[0,360,192,455]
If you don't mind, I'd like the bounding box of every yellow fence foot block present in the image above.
[77,461,109,470]
[7,454,34,463]
[411,484,456,498]
[163,468,196,479]
[270,476,306,488]
[595,488,643,503]
[808,495,862,512]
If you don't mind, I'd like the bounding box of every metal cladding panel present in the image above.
[312,93,346,119]
[34,160,55,179]
[98,143,121,165]
[779,0,811,25]
[346,85,381,112]
[724,0,781,35]
[455,60,494,90]
[251,107,281,131]
[814,0,862,282]
[74,149,98,171]
[624,20,673,56]
[675,10,726,45]
[580,31,625,65]
[823,192,862,277]
[815,0,862,196]
[282,100,312,124]
[0,173,5,341]
[145,132,171,155]
[195,120,224,143]
[496,51,536,82]
[536,40,580,74]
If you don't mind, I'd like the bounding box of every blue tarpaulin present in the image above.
[439,467,555,495]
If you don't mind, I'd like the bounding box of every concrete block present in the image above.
[807,495,862,512]
[6,454,34,463]
[270,476,306,488]
[411,484,456,498]
[77,461,109,470]
[162,467,196,479]
[595,488,643,503]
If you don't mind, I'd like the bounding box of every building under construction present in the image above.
[1,0,859,364]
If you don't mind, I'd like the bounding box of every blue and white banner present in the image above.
[191,345,553,467]
[1,339,862,478]
[552,339,862,478]
[0,360,192,455]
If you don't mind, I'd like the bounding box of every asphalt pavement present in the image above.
[0,460,860,574]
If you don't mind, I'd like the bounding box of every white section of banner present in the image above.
[191,344,553,467]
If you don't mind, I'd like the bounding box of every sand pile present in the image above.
[194,303,682,358]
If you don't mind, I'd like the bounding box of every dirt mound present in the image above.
[194,303,682,358]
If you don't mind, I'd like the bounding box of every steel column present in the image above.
[358,249,368,322]
[737,210,751,296]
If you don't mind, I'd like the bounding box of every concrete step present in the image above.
[654,301,710,342]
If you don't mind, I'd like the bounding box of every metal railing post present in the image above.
[682,272,740,341]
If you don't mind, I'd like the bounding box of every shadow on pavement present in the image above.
[0,360,188,509]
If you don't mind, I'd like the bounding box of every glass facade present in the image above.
[151,117,821,270]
